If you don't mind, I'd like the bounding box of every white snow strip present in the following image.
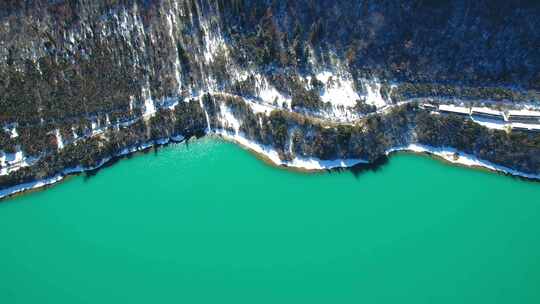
[0,175,64,200]
[55,129,64,149]
[288,156,367,170]
[511,122,540,131]
[386,143,540,180]
[199,99,211,132]
[0,152,6,175]
[248,101,274,115]
[3,125,18,138]
[219,104,241,132]
[471,107,503,116]
[215,130,367,170]
[508,109,540,117]
[142,84,156,117]
[144,97,156,117]
[439,104,470,115]
[91,120,98,131]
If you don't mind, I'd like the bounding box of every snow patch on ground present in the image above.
[309,71,360,108]
[199,99,212,132]
[91,120,98,132]
[144,96,156,117]
[253,74,292,107]
[3,125,18,138]
[0,152,6,175]
[219,104,241,132]
[55,129,64,149]
[362,79,387,108]
[248,100,274,115]
[142,85,156,117]
[199,17,227,65]
[317,106,360,123]
[0,149,39,176]
[129,96,135,112]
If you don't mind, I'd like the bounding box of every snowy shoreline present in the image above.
[1,134,538,201]
[386,143,540,180]
[213,130,368,171]
[0,135,185,200]
[214,130,540,179]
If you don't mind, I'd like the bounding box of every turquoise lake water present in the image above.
[1,137,539,303]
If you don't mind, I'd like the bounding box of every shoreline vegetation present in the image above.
[216,132,540,180]
[2,95,540,201]
[3,92,540,201]
[2,132,538,201]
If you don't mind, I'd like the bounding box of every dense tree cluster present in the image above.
[216,101,417,162]
[393,83,537,103]
[416,112,540,174]
[354,99,377,114]
[0,96,210,189]
[223,0,540,89]
[0,130,16,154]
[290,87,323,111]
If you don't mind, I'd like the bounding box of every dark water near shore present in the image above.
[1,138,539,303]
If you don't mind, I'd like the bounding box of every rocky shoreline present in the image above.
[3,128,539,201]
[2,91,540,201]
[0,135,186,201]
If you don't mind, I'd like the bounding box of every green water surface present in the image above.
[1,138,539,303]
